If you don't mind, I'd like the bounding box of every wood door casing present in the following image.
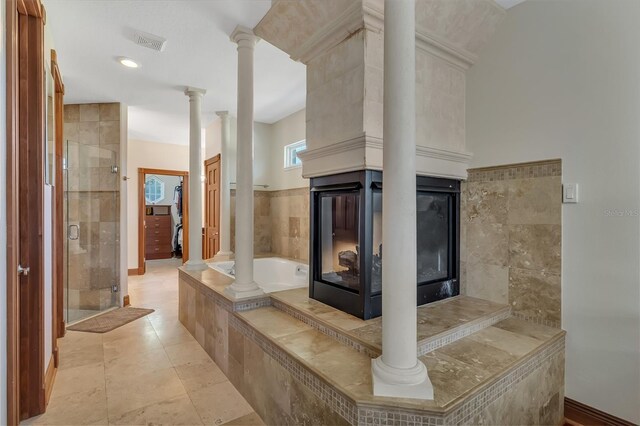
[137,168,189,274]
[17,4,46,420]
[204,155,221,259]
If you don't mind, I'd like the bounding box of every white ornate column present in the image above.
[216,111,233,257]
[371,0,434,399]
[225,26,264,299]
[184,87,207,270]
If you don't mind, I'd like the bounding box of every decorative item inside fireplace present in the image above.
[309,170,460,320]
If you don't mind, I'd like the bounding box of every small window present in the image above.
[284,140,306,169]
[145,176,165,204]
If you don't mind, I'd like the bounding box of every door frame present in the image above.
[137,168,189,274]
[204,154,221,259]
[51,49,65,358]
[6,0,48,421]
[6,0,20,423]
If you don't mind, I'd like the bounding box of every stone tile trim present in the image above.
[271,299,380,358]
[358,337,566,426]
[512,312,561,329]
[272,298,511,358]
[230,308,565,426]
[467,159,561,182]
[268,187,309,197]
[416,307,512,356]
[229,314,359,424]
[178,271,271,314]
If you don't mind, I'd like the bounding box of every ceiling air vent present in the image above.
[133,30,167,52]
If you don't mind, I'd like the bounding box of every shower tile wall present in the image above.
[460,159,562,328]
[64,103,121,313]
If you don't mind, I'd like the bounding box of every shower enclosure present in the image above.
[63,138,120,323]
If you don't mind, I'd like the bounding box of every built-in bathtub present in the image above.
[208,257,308,293]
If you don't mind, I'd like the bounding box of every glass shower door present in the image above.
[64,138,120,324]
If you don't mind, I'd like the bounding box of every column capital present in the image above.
[230,25,259,48]
[184,87,206,98]
[215,110,230,118]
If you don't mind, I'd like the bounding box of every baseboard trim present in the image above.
[564,397,636,426]
[123,295,130,307]
[44,357,57,405]
[127,268,139,276]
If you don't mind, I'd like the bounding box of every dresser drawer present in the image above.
[146,227,172,238]
[146,235,171,246]
[146,215,171,226]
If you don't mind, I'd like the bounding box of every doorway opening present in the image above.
[138,168,190,274]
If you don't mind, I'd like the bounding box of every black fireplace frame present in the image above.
[309,170,460,319]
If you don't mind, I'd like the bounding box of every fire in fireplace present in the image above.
[309,170,460,319]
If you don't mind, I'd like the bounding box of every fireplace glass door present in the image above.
[319,191,360,292]
[371,190,453,294]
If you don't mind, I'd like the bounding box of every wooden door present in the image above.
[16,1,46,420]
[204,155,221,258]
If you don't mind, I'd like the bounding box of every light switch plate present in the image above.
[563,183,579,203]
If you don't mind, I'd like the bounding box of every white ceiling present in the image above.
[46,0,523,146]
[45,0,306,145]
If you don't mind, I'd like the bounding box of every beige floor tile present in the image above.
[58,342,104,371]
[50,361,105,398]
[189,381,253,426]
[152,321,195,347]
[32,259,255,426]
[108,394,203,425]
[106,366,187,419]
[175,360,228,393]
[104,347,173,382]
[23,387,108,425]
[165,341,214,367]
[102,328,163,361]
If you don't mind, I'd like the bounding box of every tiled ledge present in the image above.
[230,304,566,425]
[179,264,566,425]
[270,290,512,358]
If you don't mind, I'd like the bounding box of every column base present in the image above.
[224,282,265,300]
[214,250,234,259]
[371,357,434,400]
[184,259,207,271]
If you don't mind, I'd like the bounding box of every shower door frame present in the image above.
[137,168,190,275]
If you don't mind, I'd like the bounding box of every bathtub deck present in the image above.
[178,262,565,425]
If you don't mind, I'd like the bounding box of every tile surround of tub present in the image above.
[179,265,565,426]
[461,159,562,328]
[228,187,310,262]
[64,103,122,313]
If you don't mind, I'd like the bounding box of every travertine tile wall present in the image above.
[269,188,310,262]
[461,159,562,328]
[229,188,310,262]
[64,103,122,312]
[230,190,272,255]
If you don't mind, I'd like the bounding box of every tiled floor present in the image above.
[24,259,264,426]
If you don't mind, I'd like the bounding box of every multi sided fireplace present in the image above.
[309,170,460,319]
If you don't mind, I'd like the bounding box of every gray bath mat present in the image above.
[67,307,154,333]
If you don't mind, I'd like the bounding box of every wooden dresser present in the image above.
[145,206,173,260]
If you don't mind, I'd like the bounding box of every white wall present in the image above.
[0,0,8,423]
[269,109,307,190]
[254,122,273,187]
[466,1,640,422]
[127,139,189,269]
[204,110,308,192]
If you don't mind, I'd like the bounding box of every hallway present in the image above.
[24,260,264,426]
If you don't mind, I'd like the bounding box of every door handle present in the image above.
[18,264,30,276]
[68,224,80,240]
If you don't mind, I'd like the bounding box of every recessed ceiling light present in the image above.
[118,57,139,68]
